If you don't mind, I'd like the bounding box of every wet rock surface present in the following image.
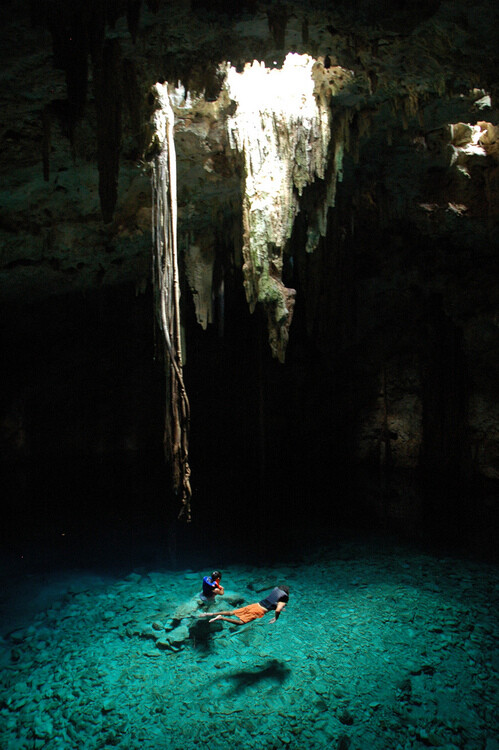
[0,539,497,749]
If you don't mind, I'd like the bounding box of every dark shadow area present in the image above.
[188,618,222,652]
[1,270,497,580]
[221,659,292,695]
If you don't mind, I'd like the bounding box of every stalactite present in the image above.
[216,277,225,338]
[150,83,192,521]
[184,240,214,330]
[267,2,289,49]
[42,107,51,182]
[93,38,123,224]
[38,2,145,220]
[105,0,127,29]
[47,4,89,139]
[122,58,145,159]
[301,17,309,45]
[126,0,142,44]
[226,53,349,361]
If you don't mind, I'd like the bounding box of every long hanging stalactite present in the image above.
[151,83,192,521]
[226,53,352,362]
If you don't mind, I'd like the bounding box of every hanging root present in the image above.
[151,83,193,521]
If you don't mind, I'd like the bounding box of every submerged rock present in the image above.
[171,597,201,622]
[338,708,354,726]
[166,624,189,646]
[156,623,190,651]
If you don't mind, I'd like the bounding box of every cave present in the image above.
[0,1,498,748]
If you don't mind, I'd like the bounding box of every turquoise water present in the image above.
[1,538,497,750]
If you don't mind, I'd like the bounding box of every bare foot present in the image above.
[209,615,222,623]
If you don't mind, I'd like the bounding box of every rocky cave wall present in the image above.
[0,0,498,550]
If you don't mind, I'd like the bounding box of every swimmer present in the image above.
[199,585,289,625]
[199,570,224,604]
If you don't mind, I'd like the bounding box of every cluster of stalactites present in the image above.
[184,239,214,331]
[151,82,192,521]
[225,53,345,361]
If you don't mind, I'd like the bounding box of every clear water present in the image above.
[1,535,497,750]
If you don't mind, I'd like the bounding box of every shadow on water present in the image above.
[219,659,292,696]
[188,618,223,652]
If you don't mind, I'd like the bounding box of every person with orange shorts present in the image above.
[199,585,289,625]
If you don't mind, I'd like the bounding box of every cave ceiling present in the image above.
[0,0,497,303]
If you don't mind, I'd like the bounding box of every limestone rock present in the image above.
[172,597,202,621]
[166,624,189,645]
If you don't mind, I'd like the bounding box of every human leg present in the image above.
[197,609,235,618]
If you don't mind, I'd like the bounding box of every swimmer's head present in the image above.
[212,570,222,581]
[279,585,290,595]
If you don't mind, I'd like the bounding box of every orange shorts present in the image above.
[232,603,267,623]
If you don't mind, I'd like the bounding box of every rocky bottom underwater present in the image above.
[0,538,498,750]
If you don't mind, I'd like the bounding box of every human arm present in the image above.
[269,601,286,624]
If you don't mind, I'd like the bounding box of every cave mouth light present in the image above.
[225,53,338,362]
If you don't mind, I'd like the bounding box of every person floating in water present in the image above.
[199,585,289,625]
[199,570,224,604]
